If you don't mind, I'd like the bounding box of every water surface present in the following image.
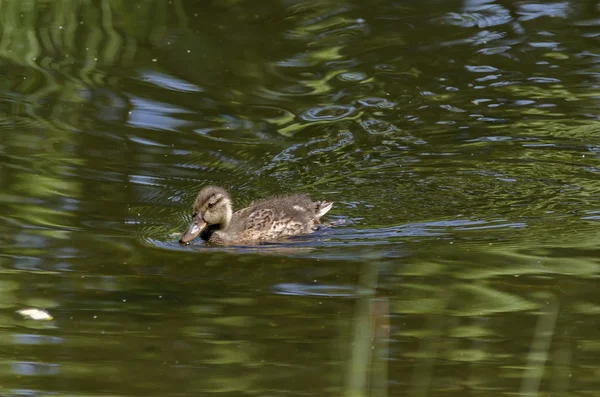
[1,0,600,395]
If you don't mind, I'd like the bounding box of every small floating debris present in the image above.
[17,308,54,321]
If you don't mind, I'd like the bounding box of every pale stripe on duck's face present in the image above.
[202,194,226,212]
[199,194,232,227]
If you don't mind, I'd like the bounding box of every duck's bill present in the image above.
[179,216,207,243]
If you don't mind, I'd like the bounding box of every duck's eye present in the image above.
[208,202,215,208]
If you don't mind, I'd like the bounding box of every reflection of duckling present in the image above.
[180,186,333,245]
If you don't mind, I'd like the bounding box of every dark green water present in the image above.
[1,0,600,395]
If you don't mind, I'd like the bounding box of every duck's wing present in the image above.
[234,196,332,237]
[245,208,275,231]
[277,195,333,219]
[245,206,316,239]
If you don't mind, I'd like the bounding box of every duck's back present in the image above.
[213,194,332,243]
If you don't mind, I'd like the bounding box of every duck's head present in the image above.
[179,186,233,244]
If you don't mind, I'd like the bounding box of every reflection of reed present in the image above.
[520,294,560,396]
[409,292,449,397]
[345,262,389,397]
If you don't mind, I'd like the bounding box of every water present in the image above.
[1,0,600,395]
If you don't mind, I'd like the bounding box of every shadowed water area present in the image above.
[1,0,600,395]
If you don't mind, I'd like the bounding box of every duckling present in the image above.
[179,186,333,245]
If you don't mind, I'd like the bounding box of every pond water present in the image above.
[1,0,600,395]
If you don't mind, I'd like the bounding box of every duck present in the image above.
[179,186,333,245]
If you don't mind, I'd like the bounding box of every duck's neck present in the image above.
[220,202,233,230]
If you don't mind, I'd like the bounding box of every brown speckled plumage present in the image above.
[179,186,333,245]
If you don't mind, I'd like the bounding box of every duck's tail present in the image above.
[314,201,334,219]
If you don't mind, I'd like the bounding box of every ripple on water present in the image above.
[300,105,356,122]
[465,65,500,73]
[273,283,357,297]
[245,105,297,126]
[143,213,535,262]
[357,97,396,109]
[138,69,203,93]
[439,4,513,28]
[128,97,192,132]
[359,118,398,135]
[478,45,512,55]
[338,72,367,82]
